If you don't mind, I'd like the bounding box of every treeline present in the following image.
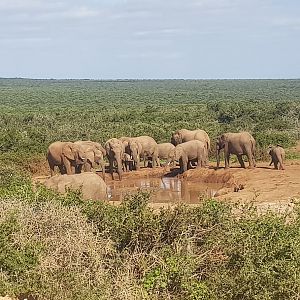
[0,79,299,161]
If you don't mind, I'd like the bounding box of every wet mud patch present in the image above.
[107,167,241,204]
[107,177,224,204]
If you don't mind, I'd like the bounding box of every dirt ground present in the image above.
[34,160,300,208]
[202,161,300,205]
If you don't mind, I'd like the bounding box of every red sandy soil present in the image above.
[34,160,300,207]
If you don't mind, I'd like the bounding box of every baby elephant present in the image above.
[269,145,285,170]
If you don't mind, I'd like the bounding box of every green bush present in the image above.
[1,169,300,299]
[0,79,300,169]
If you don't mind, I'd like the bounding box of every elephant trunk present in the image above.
[132,151,140,170]
[164,158,172,172]
[216,145,220,169]
[115,157,123,180]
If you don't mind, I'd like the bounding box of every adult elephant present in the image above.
[157,143,175,166]
[128,136,160,170]
[105,138,124,180]
[74,141,106,179]
[216,132,256,169]
[167,140,207,173]
[171,129,210,164]
[269,145,285,170]
[44,172,108,201]
[47,141,86,176]
[171,129,210,150]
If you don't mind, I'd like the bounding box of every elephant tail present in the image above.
[251,138,256,155]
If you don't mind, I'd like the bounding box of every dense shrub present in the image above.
[1,169,300,299]
[0,79,299,168]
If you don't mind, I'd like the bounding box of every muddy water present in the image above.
[107,177,223,204]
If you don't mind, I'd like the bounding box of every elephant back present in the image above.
[44,173,108,200]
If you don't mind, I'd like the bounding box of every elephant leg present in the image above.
[70,165,76,174]
[182,156,188,172]
[244,146,255,168]
[274,161,279,170]
[63,158,73,175]
[179,159,184,173]
[252,155,256,167]
[58,165,65,175]
[279,156,285,170]
[237,155,245,168]
[196,154,203,168]
[99,161,106,180]
[109,159,114,180]
[153,152,160,168]
[136,157,141,170]
[85,163,92,172]
[224,153,230,169]
[143,155,147,168]
[49,162,55,176]
[116,160,123,180]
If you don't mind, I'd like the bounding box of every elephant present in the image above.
[47,141,86,176]
[74,141,106,179]
[122,152,134,172]
[216,132,256,169]
[105,138,124,180]
[167,140,207,173]
[44,172,108,201]
[269,145,285,170]
[119,136,134,169]
[119,136,131,151]
[128,136,160,170]
[171,129,210,164]
[157,143,176,166]
[171,128,210,149]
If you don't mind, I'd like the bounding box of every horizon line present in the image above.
[1,77,300,81]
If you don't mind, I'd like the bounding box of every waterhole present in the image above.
[107,177,224,204]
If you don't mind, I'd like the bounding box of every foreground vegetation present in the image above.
[0,167,300,299]
[1,79,300,169]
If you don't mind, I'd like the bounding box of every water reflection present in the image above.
[107,177,222,204]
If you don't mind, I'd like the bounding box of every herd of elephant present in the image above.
[47,129,285,181]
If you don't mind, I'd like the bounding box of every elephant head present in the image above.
[62,143,86,165]
[105,138,124,180]
[171,131,182,146]
[167,147,183,165]
[216,134,228,168]
[128,139,142,169]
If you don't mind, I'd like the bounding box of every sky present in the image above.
[0,0,299,79]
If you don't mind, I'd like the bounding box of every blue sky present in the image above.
[0,0,299,79]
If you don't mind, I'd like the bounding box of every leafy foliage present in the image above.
[0,79,300,167]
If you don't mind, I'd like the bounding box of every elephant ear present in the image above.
[175,147,182,160]
[62,143,76,160]
[137,142,143,154]
[94,142,106,156]
[177,132,183,143]
[94,149,103,163]
[85,149,95,164]
[221,133,228,142]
